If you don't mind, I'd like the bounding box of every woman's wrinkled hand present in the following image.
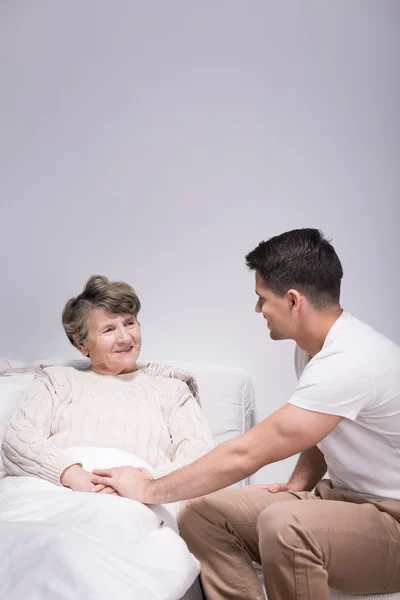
[91,466,153,501]
[61,464,118,494]
[94,484,119,495]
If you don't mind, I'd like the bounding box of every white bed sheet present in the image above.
[0,448,200,600]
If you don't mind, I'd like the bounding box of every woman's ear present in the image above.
[73,335,89,357]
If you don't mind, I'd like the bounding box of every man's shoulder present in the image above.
[326,313,400,367]
[299,317,400,392]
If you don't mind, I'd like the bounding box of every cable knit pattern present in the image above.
[2,366,213,485]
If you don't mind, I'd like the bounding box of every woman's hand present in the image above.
[61,464,117,494]
[91,466,153,501]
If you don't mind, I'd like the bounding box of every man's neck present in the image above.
[295,306,343,357]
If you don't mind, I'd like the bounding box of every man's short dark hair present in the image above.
[245,228,343,308]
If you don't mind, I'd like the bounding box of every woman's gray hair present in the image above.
[62,275,141,348]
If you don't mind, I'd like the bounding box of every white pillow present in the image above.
[31,356,91,369]
[0,372,35,480]
[0,357,27,372]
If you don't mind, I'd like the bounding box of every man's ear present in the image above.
[73,335,89,357]
[287,289,302,312]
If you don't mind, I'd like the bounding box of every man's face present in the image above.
[254,272,293,340]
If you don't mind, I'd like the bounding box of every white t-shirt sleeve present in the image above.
[289,351,376,420]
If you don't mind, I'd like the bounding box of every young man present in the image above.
[92,228,400,600]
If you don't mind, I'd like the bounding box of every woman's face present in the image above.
[76,309,142,375]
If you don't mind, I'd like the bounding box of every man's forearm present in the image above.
[287,446,327,491]
[143,437,251,504]
[139,404,337,504]
[142,411,319,504]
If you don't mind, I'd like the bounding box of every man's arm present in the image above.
[287,445,327,491]
[252,446,327,493]
[92,403,340,503]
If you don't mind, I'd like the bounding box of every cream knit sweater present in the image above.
[2,366,213,485]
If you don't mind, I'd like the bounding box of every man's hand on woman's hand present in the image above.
[60,464,118,494]
[91,466,153,501]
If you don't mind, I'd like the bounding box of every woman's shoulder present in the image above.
[151,375,190,392]
[150,376,194,410]
[38,365,79,389]
[139,363,198,393]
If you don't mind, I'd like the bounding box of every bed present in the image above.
[0,358,254,600]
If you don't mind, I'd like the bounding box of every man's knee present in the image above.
[178,492,236,556]
[178,497,202,529]
[179,488,257,547]
[257,501,293,532]
[178,494,220,537]
[257,502,303,562]
[179,489,233,530]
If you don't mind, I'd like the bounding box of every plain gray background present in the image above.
[1,1,399,483]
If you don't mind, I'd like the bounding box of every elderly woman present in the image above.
[2,275,213,493]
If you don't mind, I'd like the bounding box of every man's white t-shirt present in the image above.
[290,311,400,501]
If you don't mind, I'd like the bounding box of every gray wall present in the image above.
[1,1,399,483]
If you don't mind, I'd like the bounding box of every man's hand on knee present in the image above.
[247,482,300,493]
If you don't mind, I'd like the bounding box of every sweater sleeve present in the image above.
[151,379,214,480]
[2,369,80,485]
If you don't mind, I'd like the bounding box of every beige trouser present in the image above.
[178,480,400,600]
